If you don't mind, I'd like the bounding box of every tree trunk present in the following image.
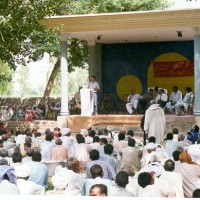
[40,59,60,105]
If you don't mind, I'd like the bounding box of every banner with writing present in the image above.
[153,61,194,77]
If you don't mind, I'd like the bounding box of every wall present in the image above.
[6,120,57,133]
[0,97,61,107]
[102,41,194,102]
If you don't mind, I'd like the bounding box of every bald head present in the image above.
[164,159,175,172]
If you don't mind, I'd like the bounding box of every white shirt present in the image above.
[127,94,142,102]
[89,142,100,151]
[156,93,168,102]
[138,178,176,197]
[169,90,182,103]
[159,171,184,198]
[88,81,100,92]
[0,180,20,194]
[17,179,45,195]
[183,92,192,104]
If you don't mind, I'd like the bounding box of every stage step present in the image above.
[91,125,143,137]
[67,115,143,133]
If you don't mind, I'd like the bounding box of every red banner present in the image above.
[153,61,194,77]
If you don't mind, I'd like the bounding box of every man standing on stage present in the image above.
[126,89,142,114]
[88,75,100,115]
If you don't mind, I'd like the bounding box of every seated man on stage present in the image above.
[165,86,182,115]
[175,86,193,114]
[155,89,168,108]
[138,89,154,114]
[126,89,142,114]
[88,75,100,115]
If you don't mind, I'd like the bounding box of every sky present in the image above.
[170,0,200,9]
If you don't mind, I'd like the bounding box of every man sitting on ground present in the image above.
[119,138,142,172]
[86,149,116,180]
[109,171,135,196]
[138,172,176,197]
[159,159,184,198]
[89,184,108,196]
[81,164,112,196]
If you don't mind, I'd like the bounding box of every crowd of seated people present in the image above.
[0,123,200,197]
[126,86,194,115]
[0,102,61,122]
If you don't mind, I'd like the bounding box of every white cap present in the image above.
[146,143,158,150]
[51,173,68,190]
[80,129,88,137]
[146,162,164,177]
[61,128,71,136]
[188,144,200,162]
[107,126,113,131]
[15,165,31,178]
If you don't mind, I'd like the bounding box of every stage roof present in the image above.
[41,8,200,44]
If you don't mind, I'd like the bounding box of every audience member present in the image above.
[86,149,116,180]
[81,164,112,196]
[89,184,108,196]
[109,171,135,196]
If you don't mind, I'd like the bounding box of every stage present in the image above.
[67,114,195,133]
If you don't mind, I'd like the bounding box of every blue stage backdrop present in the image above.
[102,41,194,103]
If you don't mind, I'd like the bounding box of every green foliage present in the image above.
[71,0,169,14]
[0,61,14,95]
[0,0,69,68]
[67,38,89,71]
[0,0,169,70]
[51,67,88,97]
[0,0,170,97]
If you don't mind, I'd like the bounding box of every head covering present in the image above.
[61,128,71,136]
[0,165,17,184]
[145,162,164,177]
[80,129,88,137]
[15,165,31,178]
[179,151,193,164]
[187,145,200,162]
[107,126,113,131]
[146,143,158,150]
[51,173,68,190]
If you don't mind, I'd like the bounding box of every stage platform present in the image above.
[67,114,195,133]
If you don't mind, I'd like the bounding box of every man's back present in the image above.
[81,177,112,196]
[51,145,68,161]
[86,160,115,180]
[0,180,20,195]
[120,146,142,171]
[25,161,48,187]
[109,185,135,197]
[175,162,200,198]
[16,179,45,195]
[160,171,184,198]
[60,136,74,158]
[40,141,55,160]
[139,178,176,197]
[100,154,119,174]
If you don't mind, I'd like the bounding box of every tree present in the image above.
[42,0,169,103]
[72,0,169,14]
[0,0,169,100]
[0,61,14,95]
[40,38,88,104]
[0,0,70,68]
